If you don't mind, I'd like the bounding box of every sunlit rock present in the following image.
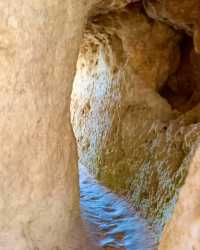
[1,0,200,249]
[71,3,200,235]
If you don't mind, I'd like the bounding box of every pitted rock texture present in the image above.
[71,4,200,234]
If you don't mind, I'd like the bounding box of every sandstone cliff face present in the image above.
[71,3,200,235]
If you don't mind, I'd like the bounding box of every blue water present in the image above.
[79,164,156,250]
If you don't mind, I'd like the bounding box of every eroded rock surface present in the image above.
[71,3,200,234]
[159,141,200,250]
[143,0,200,53]
[1,0,200,249]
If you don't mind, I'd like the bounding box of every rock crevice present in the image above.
[1,0,200,249]
[71,1,200,246]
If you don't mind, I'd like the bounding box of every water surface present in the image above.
[79,164,156,250]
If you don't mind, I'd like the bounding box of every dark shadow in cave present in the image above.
[159,35,200,113]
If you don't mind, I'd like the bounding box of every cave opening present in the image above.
[159,35,200,113]
[1,1,200,250]
[70,1,200,250]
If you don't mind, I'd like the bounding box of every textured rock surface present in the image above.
[0,1,149,249]
[160,36,200,112]
[143,0,200,53]
[89,0,139,15]
[159,141,200,250]
[1,0,200,249]
[0,1,94,249]
[71,3,200,234]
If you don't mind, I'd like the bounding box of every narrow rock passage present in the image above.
[79,164,156,250]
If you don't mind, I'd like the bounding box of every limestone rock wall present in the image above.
[71,3,200,234]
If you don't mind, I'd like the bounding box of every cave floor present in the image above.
[79,164,156,250]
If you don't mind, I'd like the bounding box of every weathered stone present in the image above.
[2,0,200,249]
[159,141,200,250]
[89,0,139,16]
[160,36,200,112]
[143,0,200,53]
[72,4,195,232]
[0,1,90,249]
